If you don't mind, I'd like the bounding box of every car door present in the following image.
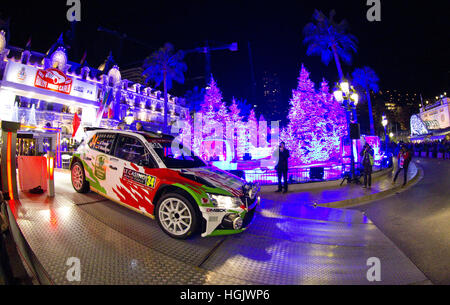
[109,134,159,215]
[84,132,117,195]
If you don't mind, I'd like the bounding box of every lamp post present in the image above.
[334,81,359,182]
[382,114,388,153]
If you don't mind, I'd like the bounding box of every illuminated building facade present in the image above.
[411,97,450,141]
[0,31,189,164]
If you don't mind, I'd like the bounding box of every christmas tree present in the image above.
[180,111,193,152]
[227,98,245,160]
[281,65,346,165]
[199,76,229,159]
[247,108,258,153]
[318,79,347,162]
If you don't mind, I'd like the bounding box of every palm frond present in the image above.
[303,9,358,71]
[141,43,187,91]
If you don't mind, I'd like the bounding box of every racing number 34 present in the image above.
[146,175,156,188]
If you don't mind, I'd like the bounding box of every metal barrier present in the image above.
[0,120,51,284]
[244,165,345,185]
[244,163,389,186]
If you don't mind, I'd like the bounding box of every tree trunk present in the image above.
[163,70,168,134]
[367,91,375,135]
[331,44,344,81]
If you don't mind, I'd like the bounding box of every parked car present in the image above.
[70,129,260,239]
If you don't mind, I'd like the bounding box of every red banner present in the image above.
[35,68,72,94]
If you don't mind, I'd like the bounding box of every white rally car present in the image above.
[70,129,260,239]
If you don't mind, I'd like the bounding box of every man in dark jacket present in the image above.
[275,142,290,193]
[393,145,412,186]
[360,143,374,188]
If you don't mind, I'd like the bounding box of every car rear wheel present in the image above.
[71,161,89,193]
[156,193,199,239]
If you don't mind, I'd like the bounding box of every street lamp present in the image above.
[382,114,388,153]
[334,81,359,183]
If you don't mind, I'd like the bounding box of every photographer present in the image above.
[360,143,374,189]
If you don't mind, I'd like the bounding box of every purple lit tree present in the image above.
[180,111,193,151]
[227,98,245,160]
[318,79,347,161]
[247,108,258,153]
[199,76,229,159]
[281,65,346,165]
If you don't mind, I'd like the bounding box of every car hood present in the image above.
[177,166,246,197]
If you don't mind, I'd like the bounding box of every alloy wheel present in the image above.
[158,198,193,236]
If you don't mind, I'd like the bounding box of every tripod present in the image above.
[340,168,362,186]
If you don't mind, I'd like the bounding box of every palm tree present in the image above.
[143,43,187,133]
[184,86,205,114]
[303,10,358,80]
[352,67,380,135]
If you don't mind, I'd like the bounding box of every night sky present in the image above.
[1,0,449,110]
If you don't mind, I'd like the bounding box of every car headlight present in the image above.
[207,193,242,209]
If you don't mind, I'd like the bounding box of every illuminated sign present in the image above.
[35,68,73,94]
[4,61,98,102]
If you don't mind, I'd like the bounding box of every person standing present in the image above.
[275,142,290,193]
[360,143,374,189]
[135,122,143,131]
[393,146,412,187]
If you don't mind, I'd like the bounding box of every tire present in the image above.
[71,161,90,193]
[155,192,199,239]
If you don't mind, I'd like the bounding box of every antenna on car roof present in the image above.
[84,127,106,132]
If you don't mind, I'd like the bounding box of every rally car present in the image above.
[70,129,260,239]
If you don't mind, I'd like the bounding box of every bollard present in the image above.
[47,152,55,198]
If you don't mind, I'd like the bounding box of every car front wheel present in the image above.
[156,193,199,239]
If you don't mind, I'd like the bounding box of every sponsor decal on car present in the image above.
[123,168,157,188]
[94,155,107,180]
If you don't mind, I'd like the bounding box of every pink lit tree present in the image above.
[281,64,346,165]
[199,76,229,159]
[318,79,347,161]
[227,98,245,160]
[247,108,258,153]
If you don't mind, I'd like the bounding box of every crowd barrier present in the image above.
[413,151,450,159]
[17,156,48,192]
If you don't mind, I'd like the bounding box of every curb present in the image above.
[317,162,422,209]
[260,166,392,194]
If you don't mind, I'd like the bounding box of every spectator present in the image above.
[360,143,374,189]
[275,142,290,193]
[393,145,412,187]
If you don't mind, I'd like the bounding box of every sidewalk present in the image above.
[259,162,419,210]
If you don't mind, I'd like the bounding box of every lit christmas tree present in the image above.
[318,79,347,162]
[227,98,245,160]
[247,108,258,153]
[229,97,242,123]
[199,76,228,159]
[281,65,346,165]
[180,111,193,151]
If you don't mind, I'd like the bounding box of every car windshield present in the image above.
[144,136,206,169]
